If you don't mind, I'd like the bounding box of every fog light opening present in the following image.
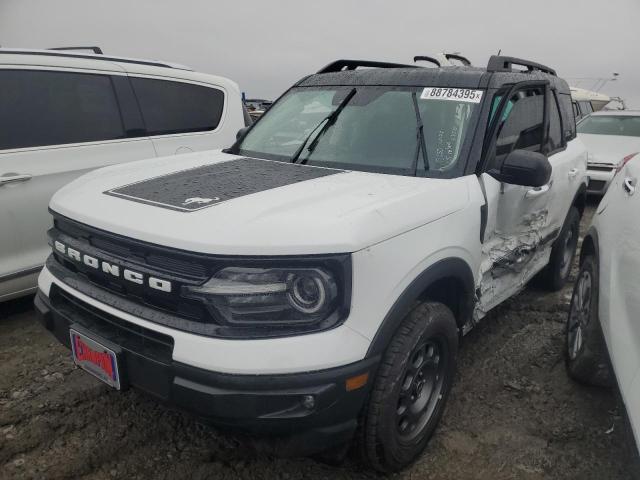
[301,395,316,410]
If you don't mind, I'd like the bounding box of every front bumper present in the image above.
[586,167,616,195]
[34,287,378,454]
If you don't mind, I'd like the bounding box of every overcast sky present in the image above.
[1,0,638,107]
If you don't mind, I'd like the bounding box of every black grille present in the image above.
[588,165,614,172]
[54,216,209,280]
[50,284,174,363]
[51,214,213,322]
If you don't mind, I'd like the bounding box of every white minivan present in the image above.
[0,48,247,301]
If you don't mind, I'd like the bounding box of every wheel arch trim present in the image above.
[366,257,475,358]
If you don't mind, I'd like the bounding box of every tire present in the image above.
[540,206,580,291]
[359,302,458,473]
[565,255,612,387]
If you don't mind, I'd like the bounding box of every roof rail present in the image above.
[487,55,556,76]
[443,53,471,66]
[413,55,441,67]
[0,49,183,70]
[50,46,103,54]
[317,59,418,74]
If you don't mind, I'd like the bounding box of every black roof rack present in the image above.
[487,55,556,76]
[50,46,103,54]
[443,53,471,66]
[0,48,183,70]
[413,55,441,67]
[317,59,418,74]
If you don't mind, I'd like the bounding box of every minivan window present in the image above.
[579,101,593,114]
[237,86,481,177]
[0,70,125,150]
[131,78,224,136]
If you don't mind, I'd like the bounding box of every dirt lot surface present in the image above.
[1,202,639,480]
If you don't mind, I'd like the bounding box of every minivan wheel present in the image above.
[359,302,458,473]
[540,206,580,291]
[565,255,611,387]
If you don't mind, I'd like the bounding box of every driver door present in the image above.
[477,83,558,315]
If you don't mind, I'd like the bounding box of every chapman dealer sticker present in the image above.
[421,87,483,103]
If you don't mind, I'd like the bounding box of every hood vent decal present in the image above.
[104,157,342,212]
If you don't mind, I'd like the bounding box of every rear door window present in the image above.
[0,69,125,150]
[130,78,225,136]
[559,94,576,139]
[547,92,564,153]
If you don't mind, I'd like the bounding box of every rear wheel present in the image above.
[359,302,458,473]
[565,255,611,387]
[540,206,580,291]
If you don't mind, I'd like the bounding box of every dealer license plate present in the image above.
[69,329,121,390]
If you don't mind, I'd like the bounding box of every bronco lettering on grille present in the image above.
[54,240,173,293]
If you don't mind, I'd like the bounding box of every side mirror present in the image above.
[492,149,551,187]
[236,126,250,141]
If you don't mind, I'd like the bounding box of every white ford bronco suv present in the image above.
[35,56,587,472]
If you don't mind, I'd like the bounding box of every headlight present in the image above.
[183,266,341,327]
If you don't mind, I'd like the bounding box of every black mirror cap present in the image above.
[236,126,250,141]
[492,149,551,187]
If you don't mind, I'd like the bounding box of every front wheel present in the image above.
[359,302,458,473]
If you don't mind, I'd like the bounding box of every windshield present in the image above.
[577,115,640,137]
[237,86,482,176]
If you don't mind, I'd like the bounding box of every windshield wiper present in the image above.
[291,87,357,164]
[410,91,429,175]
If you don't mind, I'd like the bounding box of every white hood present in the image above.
[579,133,640,166]
[50,151,471,255]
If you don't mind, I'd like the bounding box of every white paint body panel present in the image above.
[40,171,484,373]
[591,159,640,448]
[0,51,244,300]
[49,152,473,256]
[40,140,586,374]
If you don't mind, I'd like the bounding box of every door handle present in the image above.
[526,181,552,198]
[624,177,637,196]
[0,173,33,185]
[568,168,579,179]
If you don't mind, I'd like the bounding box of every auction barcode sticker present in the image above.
[421,87,483,103]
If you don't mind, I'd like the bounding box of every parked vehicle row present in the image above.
[33,54,589,471]
[0,48,247,301]
[578,110,640,195]
[571,86,611,121]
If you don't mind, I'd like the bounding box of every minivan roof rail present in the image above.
[413,55,441,67]
[317,59,418,74]
[0,48,187,70]
[487,55,556,76]
[50,46,103,54]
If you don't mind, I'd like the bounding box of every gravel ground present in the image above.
[1,202,639,480]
